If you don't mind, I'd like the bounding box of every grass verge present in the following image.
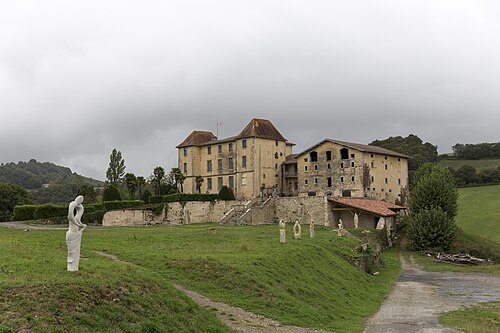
[439,302,500,333]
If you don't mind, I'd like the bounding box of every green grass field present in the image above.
[439,158,500,172]
[0,224,400,333]
[456,185,500,244]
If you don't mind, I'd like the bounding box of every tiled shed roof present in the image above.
[176,131,216,148]
[296,139,410,159]
[328,197,405,217]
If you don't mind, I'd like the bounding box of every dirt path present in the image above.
[363,255,500,333]
[0,221,66,230]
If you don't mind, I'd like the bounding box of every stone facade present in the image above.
[274,196,331,226]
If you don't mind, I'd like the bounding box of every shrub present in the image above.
[13,205,37,221]
[34,204,68,220]
[82,210,106,225]
[149,193,218,204]
[218,186,235,200]
[141,189,152,204]
[102,200,145,211]
[102,185,121,202]
[409,207,456,251]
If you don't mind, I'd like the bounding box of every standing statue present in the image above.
[354,213,359,229]
[279,219,286,244]
[66,195,87,271]
[376,217,386,230]
[337,218,344,237]
[293,220,302,239]
[309,219,315,238]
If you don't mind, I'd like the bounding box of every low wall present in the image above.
[275,196,330,226]
[102,200,239,227]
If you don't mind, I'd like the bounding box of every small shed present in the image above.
[328,197,406,230]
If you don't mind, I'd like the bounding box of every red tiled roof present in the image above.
[176,131,216,148]
[328,197,405,217]
[297,139,410,159]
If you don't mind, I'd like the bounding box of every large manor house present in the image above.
[177,118,409,204]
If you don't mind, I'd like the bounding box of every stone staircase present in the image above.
[220,195,273,225]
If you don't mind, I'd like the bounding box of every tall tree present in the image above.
[195,175,204,193]
[77,185,97,203]
[0,181,32,222]
[106,149,126,185]
[151,166,165,195]
[409,163,458,250]
[171,167,185,193]
[124,173,138,199]
[136,176,146,197]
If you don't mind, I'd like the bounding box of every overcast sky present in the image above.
[1,1,500,180]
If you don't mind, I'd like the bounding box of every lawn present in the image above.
[0,224,401,333]
[439,158,500,172]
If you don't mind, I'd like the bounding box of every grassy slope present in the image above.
[439,158,500,172]
[0,224,401,333]
[456,185,500,244]
[440,302,500,333]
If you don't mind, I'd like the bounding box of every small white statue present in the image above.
[279,219,286,244]
[354,213,359,229]
[309,219,315,238]
[293,220,301,239]
[66,195,87,271]
[337,218,344,237]
[376,217,386,230]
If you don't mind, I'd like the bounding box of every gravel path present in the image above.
[363,255,500,333]
[0,221,66,230]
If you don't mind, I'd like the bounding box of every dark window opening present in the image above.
[242,139,247,148]
[228,143,233,152]
[340,148,349,160]
[207,178,212,190]
[351,154,355,158]
[275,152,279,159]
[342,190,351,197]
[242,156,247,168]
[207,160,212,172]
[218,145,222,154]
[229,176,234,189]
[183,148,187,157]
[207,146,212,155]
[327,177,332,187]
[326,151,332,161]
[310,151,318,162]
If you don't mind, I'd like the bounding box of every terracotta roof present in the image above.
[238,118,287,142]
[176,131,216,148]
[297,139,410,159]
[283,154,298,164]
[328,197,406,217]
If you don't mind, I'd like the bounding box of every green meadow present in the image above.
[439,158,500,172]
[0,224,400,333]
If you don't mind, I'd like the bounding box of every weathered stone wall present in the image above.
[237,199,276,225]
[274,196,329,226]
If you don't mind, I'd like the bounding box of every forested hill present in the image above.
[0,159,103,203]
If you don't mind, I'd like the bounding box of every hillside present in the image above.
[439,158,500,172]
[0,159,103,204]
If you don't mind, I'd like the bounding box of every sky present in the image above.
[1,0,500,181]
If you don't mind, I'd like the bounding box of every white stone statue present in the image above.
[293,220,301,239]
[376,217,386,230]
[279,219,286,244]
[354,213,359,229]
[309,219,315,238]
[337,218,344,237]
[66,195,87,271]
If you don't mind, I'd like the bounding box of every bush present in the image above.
[102,200,145,211]
[218,186,235,200]
[141,189,152,204]
[102,185,121,202]
[34,204,68,220]
[409,207,456,251]
[149,193,218,204]
[82,210,106,225]
[13,205,37,221]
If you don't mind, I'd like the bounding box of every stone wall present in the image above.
[274,196,330,226]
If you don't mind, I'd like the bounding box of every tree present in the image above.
[151,166,165,195]
[141,189,152,204]
[77,185,97,203]
[106,149,126,185]
[136,176,146,197]
[195,176,204,193]
[454,165,476,186]
[102,185,122,201]
[409,163,458,250]
[124,173,137,199]
[218,185,235,200]
[171,167,186,193]
[0,181,31,222]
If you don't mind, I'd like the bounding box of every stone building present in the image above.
[176,118,294,200]
[177,119,409,203]
[282,139,409,203]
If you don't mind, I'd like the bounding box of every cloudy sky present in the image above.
[1,1,499,180]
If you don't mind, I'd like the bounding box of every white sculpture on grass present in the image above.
[66,195,87,271]
[354,213,359,229]
[294,220,301,239]
[376,217,386,230]
[309,219,315,238]
[337,218,344,237]
[279,219,286,244]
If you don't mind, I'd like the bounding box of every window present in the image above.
[183,163,187,173]
[342,190,351,197]
[275,152,279,159]
[218,145,222,154]
[304,165,308,172]
[326,151,332,161]
[263,174,266,179]
[310,151,318,162]
[340,162,344,168]
[304,179,308,185]
[229,143,233,152]
[385,165,388,170]
[351,154,355,158]
[327,163,331,170]
[340,176,344,183]
[217,159,222,172]
[314,178,319,185]
[371,154,374,158]
[275,163,278,169]
[242,139,247,148]
[207,178,212,190]
[217,177,223,190]
[351,161,355,168]
[371,161,374,168]
[384,156,387,160]
[229,176,234,188]
[304,158,308,162]
[207,146,212,155]
[183,148,187,157]
[207,160,212,172]
[351,176,355,182]
[385,178,388,184]
[327,177,332,187]
[228,157,234,170]
[314,164,318,171]
[398,178,401,185]
[242,156,247,168]
[275,140,279,146]
[371,176,374,182]
[398,158,400,162]
[340,148,349,159]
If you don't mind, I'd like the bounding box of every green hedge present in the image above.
[82,210,106,225]
[34,204,68,220]
[13,205,37,221]
[102,200,145,211]
[149,193,218,204]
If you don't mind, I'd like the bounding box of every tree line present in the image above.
[452,142,500,160]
